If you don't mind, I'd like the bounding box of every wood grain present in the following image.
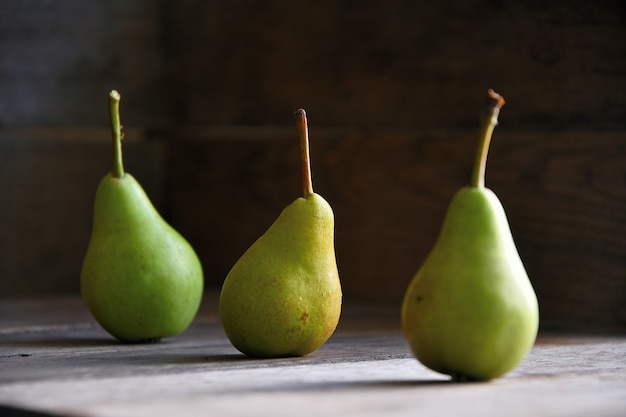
[0,1,167,127]
[0,131,166,297]
[1,2,624,129]
[163,1,626,129]
[0,296,625,417]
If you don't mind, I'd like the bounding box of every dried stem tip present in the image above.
[485,88,505,123]
[470,89,506,189]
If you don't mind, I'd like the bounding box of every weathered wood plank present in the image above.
[0,132,166,297]
[2,348,626,417]
[164,1,626,129]
[0,296,625,417]
[2,2,624,129]
[0,1,167,127]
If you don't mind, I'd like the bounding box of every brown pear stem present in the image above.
[294,108,314,198]
[470,89,505,188]
[109,90,125,179]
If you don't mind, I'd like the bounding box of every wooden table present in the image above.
[1,293,625,417]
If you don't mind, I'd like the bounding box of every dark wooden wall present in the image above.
[163,1,625,130]
[1,1,625,333]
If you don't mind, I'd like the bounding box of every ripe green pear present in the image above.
[220,193,341,357]
[219,109,342,358]
[81,91,204,342]
[401,90,539,381]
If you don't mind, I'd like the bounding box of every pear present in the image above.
[81,90,204,343]
[401,90,539,381]
[219,109,342,358]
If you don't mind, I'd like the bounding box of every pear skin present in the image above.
[401,90,539,380]
[81,91,203,342]
[402,187,538,380]
[219,109,342,357]
[219,193,341,357]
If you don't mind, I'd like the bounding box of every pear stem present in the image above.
[470,89,505,189]
[294,108,314,198]
[109,90,125,179]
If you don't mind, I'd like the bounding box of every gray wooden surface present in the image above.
[0,294,625,417]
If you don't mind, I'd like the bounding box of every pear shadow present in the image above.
[160,352,311,369]
[1,337,122,349]
[166,353,251,365]
[149,353,462,393]
[294,378,456,391]
[0,331,195,349]
[0,404,54,417]
[232,373,492,395]
[208,377,461,396]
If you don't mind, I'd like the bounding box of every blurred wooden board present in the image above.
[2,2,624,129]
[0,294,625,417]
[164,1,626,129]
[0,131,166,297]
[0,1,168,127]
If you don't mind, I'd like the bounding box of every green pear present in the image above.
[81,90,204,343]
[219,109,342,358]
[401,90,539,381]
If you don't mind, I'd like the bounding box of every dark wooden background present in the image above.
[0,1,625,333]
